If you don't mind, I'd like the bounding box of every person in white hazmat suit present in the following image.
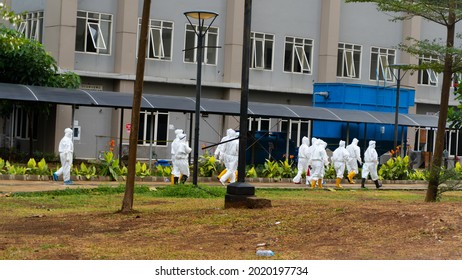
[53,128,74,185]
[214,128,233,163]
[171,129,184,184]
[361,140,382,189]
[293,136,310,184]
[331,140,350,188]
[304,137,317,186]
[174,132,192,184]
[346,138,362,184]
[309,139,329,189]
[219,130,239,186]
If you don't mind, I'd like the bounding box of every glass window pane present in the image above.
[184,28,196,62]
[284,42,293,72]
[75,18,86,52]
[162,27,173,60]
[264,40,272,70]
[206,32,217,64]
[255,39,264,68]
[150,28,163,58]
[157,114,168,146]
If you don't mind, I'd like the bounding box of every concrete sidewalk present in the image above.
[0,179,428,193]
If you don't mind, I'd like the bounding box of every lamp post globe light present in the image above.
[184,10,218,185]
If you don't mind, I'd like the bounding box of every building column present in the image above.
[44,0,77,153]
[222,0,245,135]
[112,0,139,152]
[317,0,341,83]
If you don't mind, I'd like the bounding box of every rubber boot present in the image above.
[361,178,367,189]
[180,175,188,184]
[317,179,323,189]
[347,171,356,184]
[310,180,317,189]
[217,169,227,180]
[173,177,179,184]
[374,180,382,189]
[335,178,342,188]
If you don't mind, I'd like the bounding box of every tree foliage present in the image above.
[0,4,80,157]
[346,0,462,202]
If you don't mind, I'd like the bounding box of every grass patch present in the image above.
[11,184,226,199]
[3,187,462,260]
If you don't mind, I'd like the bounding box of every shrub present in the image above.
[26,158,49,175]
[262,159,281,179]
[379,156,411,180]
[279,159,296,178]
[198,151,219,177]
[97,151,121,180]
[135,161,151,178]
[74,162,97,180]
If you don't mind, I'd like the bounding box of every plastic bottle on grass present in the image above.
[256,250,274,257]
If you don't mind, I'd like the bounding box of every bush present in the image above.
[379,156,411,180]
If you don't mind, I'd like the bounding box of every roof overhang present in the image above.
[0,82,443,128]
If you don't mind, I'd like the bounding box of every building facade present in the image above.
[3,0,461,161]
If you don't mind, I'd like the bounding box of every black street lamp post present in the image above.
[184,10,218,186]
[389,64,409,156]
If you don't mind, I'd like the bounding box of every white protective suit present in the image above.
[332,140,350,178]
[220,130,239,185]
[309,139,329,188]
[293,136,310,184]
[54,128,74,184]
[171,129,184,181]
[346,138,362,174]
[362,140,379,181]
[304,137,317,185]
[214,128,234,163]
[174,133,192,183]
[331,140,350,186]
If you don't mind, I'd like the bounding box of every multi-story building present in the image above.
[2,0,460,161]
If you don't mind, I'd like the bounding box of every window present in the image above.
[280,119,310,147]
[138,111,169,146]
[184,24,218,65]
[418,55,439,86]
[248,117,270,131]
[251,32,274,70]
[18,11,43,42]
[75,11,112,54]
[337,43,361,78]
[284,37,313,74]
[13,107,38,140]
[138,19,173,60]
[370,47,395,81]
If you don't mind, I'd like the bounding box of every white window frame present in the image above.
[18,11,43,42]
[248,117,270,131]
[87,22,107,50]
[138,111,169,147]
[280,120,310,147]
[75,10,112,55]
[418,55,439,86]
[370,47,395,82]
[284,36,313,74]
[137,19,174,60]
[251,32,274,71]
[13,107,38,140]
[337,42,362,79]
[183,24,219,65]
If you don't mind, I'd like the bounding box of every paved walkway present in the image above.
[0,179,428,193]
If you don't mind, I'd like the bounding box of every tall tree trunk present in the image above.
[425,14,455,202]
[120,0,151,213]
